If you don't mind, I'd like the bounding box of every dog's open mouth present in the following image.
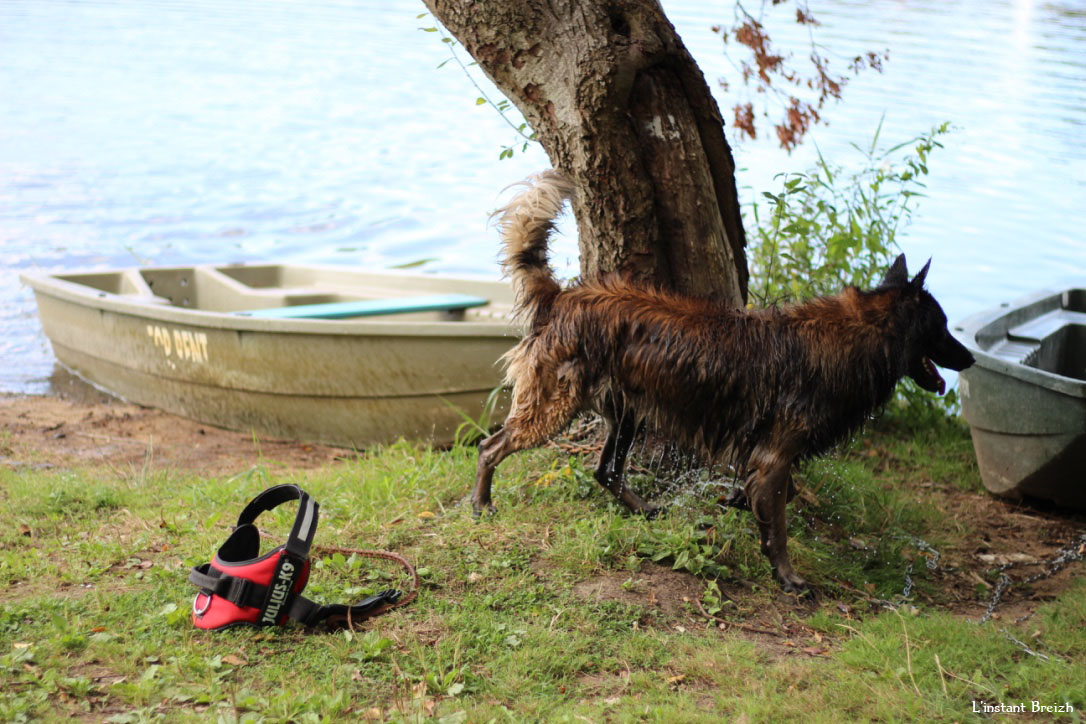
[912,356,946,395]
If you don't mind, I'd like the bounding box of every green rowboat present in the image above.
[22,264,518,447]
[954,288,1086,509]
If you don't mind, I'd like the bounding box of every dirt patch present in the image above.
[69,663,128,686]
[573,562,705,620]
[927,490,1086,623]
[570,563,830,660]
[0,393,342,474]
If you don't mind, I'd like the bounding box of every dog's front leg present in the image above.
[746,452,807,594]
[594,415,659,517]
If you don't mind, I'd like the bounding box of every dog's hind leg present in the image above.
[746,446,807,594]
[473,429,513,516]
[473,362,585,517]
[594,411,658,517]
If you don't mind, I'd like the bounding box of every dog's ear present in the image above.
[910,258,931,290]
[878,254,909,289]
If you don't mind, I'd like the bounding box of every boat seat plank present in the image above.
[236,293,489,320]
[988,339,1040,364]
[1008,310,1086,342]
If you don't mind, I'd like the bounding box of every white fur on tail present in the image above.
[493,170,575,327]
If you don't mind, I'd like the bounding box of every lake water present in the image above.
[2,0,1083,394]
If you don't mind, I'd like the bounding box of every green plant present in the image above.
[701,580,732,616]
[636,517,732,579]
[888,378,962,428]
[308,551,393,601]
[749,119,949,304]
[418,14,538,161]
[446,385,506,448]
[348,631,395,663]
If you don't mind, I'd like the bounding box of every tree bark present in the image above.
[424,0,748,305]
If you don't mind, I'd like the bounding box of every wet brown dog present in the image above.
[473,171,974,592]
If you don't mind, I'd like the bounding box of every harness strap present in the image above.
[189,563,265,609]
[308,544,421,615]
[287,589,403,628]
[189,563,402,628]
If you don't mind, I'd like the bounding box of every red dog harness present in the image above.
[189,484,403,630]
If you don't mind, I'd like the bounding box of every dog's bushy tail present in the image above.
[494,170,574,327]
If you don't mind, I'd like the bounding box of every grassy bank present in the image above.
[1,419,1083,722]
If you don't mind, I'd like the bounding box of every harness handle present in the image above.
[235,483,319,560]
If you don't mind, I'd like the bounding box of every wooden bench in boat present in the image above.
[235,293,489,320]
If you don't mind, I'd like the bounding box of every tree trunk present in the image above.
[424,0,748,305]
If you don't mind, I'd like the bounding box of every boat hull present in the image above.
[960,366,1086,508]
[25,265,518,448]
[955,288,1086,509]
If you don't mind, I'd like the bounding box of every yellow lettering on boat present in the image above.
[157,326,171,355]
[147,324,208,363]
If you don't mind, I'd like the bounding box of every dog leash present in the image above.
[281,540,420,627]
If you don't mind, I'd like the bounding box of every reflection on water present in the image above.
[1,0,1083,393]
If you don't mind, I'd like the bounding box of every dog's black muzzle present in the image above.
[910,331,975,395]
[930,332,975,372]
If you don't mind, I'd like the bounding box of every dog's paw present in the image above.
[471,503,498,519]
[777,572,812,597]
[719,486,751,511]
[641,504,665,520]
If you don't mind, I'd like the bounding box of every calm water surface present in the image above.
[1,0,1083,393]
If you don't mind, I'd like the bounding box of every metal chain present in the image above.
[978,573,1013,625]
[911,536,942,571]
[838,525,1085,627]
[1019,530,1086,584]
[886,536,945,607]
[886,531,1086,623]
[1001,628,1058,662]
[893,536,944,604]
[900,562,914,600]
[865,537,941,610]
[977,530,1086,625]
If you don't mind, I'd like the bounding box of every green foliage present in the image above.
[701,579,731,616]
[347,631,395,663]
[888,378,963,429]
[418,13,538,160]
[446,385,506,448]
[748,119,949,304]
[748,121,960,422]
[635,517,732,579]
[308,551,400,602]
